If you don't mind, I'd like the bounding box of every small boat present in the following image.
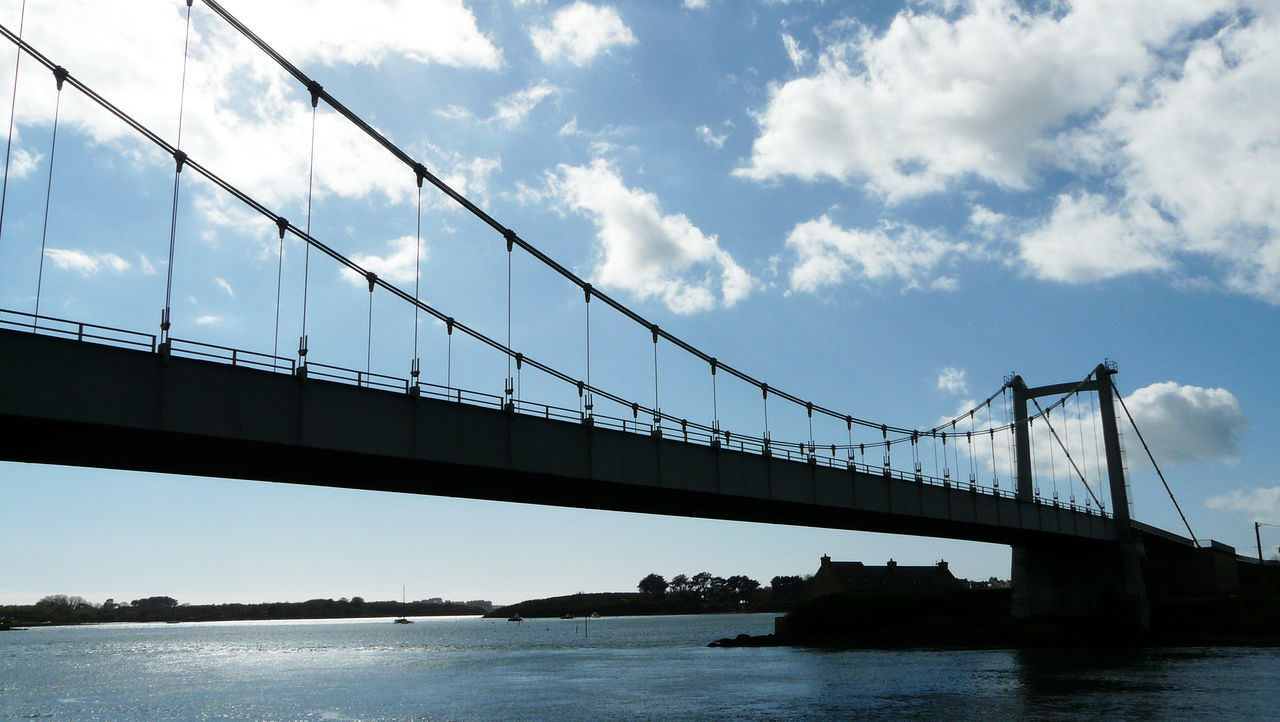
[590,612,600,618]
[394,584,414,625]
[560,613,574,620]
[507,613,523,623]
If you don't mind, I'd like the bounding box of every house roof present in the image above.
[818,560,959,589]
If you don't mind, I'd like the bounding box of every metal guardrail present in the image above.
[170,337,294,373]
[0,308,1110,519]
[0,308,156,352]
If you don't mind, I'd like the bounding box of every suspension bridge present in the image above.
[0,1,1254,630]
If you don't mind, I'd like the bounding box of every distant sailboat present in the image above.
[394,585,413,624]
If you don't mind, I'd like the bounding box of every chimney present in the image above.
[887,558,897,568]
[820,554,831,568]
[937,560,949,572]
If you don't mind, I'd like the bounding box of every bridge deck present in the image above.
[0,328,1118,546]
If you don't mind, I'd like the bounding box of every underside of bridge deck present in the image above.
[1,329,1118,548]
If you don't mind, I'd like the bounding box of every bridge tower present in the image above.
[1007,363,1150,631]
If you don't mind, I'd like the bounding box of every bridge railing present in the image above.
[0,308,156,352]
[170,338,295,374]
[0,308,1108,518]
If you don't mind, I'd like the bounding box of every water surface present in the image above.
[3,614,1277,719]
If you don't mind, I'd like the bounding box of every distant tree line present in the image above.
[637,572,812,604]
[1,594,495,626]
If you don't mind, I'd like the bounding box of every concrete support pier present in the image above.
[1011,539,1150,630]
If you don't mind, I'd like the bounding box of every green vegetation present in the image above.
[0,594,494,627]
[487,571,811,619]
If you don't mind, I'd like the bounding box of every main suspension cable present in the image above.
[1111,378,1197,542]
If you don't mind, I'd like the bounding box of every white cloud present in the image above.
[137,254,157,275]
[738,2,1280,304]
[1206,486,1280,523]
[684,0,710,8]
[492,82,558,128]
[781,33,808,71]
[550,159,754,313]
[1018,192,1174,282]
[4,1,501,236]
[736,0,1236,200]
[1097,8,1280,303]
[784,215,967,293]
[6,146,39,179]
[344,235,426,287]
[530,3,637,66]
[214,277,235,297]
[937,367,968,396]
[43,248,130,276]
[217,0,501,70]
[195,315,223,326]
[1121,381,1246,464]
[695,125,727,149]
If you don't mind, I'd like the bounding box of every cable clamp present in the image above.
[307,80,323,108]
[365,271,377,292]
[53,66,68,91]
[413,163,427,189]
[173,150,187,173]
[275,216,289,239]
[504,228,517,253]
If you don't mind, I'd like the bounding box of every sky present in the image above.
[1,0,1278,607]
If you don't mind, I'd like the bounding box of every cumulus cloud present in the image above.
[530,3,636,66]
[937,367,968,396]
[4,1,500,234]
[1121,381,1246,464]
[216,0,501,70]
[43,249,130,276]
[695,125,728,149]
[1206,487,1280,523]
[738,1,1280,304]
[784,215,967,293]
[1018,192,1174,282]
[736,0,1230,200]
[550,159,753,313]
[214,277,235,297]
[344,236,427,287]
[492,82,558,128]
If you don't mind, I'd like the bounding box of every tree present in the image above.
[726,575,760,601]
[770,575,807,600]
[131,596,178,610]
[690,572,713,596]
[637,573,668,597]
[668,574,690,593]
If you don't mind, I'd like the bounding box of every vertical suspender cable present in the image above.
[583,283,592,417]
[411,167,424,384]
[0,0,27,248]
[762,383,769,446]
[365,272,375,379]
[710,358,718,435]
[445,316,454,391]
[33,66,66,324]
[162,0,195,347]
[651,324,660,430]
[505,230,513,406]
[272,218,285,364]
[299,82,319,367]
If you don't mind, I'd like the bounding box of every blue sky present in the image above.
[1,0,1277,606]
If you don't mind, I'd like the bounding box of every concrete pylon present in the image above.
[1008,365,1150,631]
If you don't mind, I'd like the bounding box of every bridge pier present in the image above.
[1011,538,1150,631]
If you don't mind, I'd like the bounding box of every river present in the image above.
[2,613,1278,719]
